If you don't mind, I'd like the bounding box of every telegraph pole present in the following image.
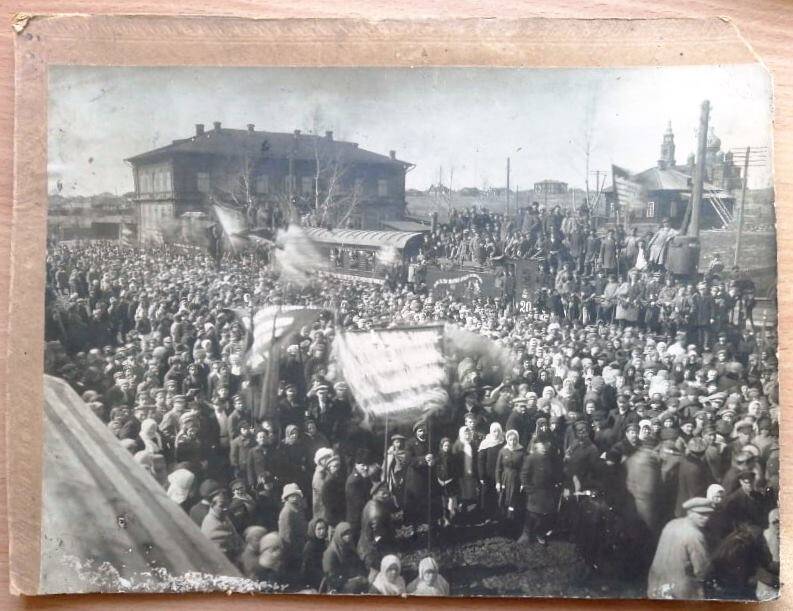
[734,147,750,266]
[688,100,710,238]
[667,100,709,277]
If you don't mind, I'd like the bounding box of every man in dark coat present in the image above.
[518,440,560,545]
[403,421,441,534]
[720,471,765,532]
[345,449,372,540]
[357,481,396,581]
[675,438,715,517]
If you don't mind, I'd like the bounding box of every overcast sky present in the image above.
[48,64,773,195]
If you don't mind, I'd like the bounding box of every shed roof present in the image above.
[302,227,424,249]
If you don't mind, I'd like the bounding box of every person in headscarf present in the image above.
[312,447,334,519]
[370,554,406,596]
[237,525,268,578]
[278,483,308,578]
[477,422,505,520]
[138,417,164,455]
[320,455,347,527]
[407,556,450,597]
[166,467,195,511]
[300,517,328,590]
[322,521,367,593]
[494,429,525,524]
[452,425,479,523]
[435,437,458,527]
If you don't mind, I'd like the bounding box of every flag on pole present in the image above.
[212,204,251,253]
[331,326,448,427]
[120,223,136,248]
[245,305,324,423]
[612,165,645,221]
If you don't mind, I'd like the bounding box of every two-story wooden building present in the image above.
[125,122,414,243]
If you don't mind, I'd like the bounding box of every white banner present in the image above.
[331,326,448,424]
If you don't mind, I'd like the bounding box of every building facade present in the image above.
[126,122,413,242]
[605,123,742,230]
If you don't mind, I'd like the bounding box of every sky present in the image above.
[48,64,773,196]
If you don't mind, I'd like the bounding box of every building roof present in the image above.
[605,164,724,195]
[633,166,692,191]
[302,227,424,249]
[125,127,412,168]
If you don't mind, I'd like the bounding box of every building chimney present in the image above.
[325,130,333,140]
[213,121,222,130]
[389,150,396,160]
[195,123,205,136]
[247,123,255,132]
[293,129,301,137]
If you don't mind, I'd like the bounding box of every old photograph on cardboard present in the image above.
[41,63,777,599]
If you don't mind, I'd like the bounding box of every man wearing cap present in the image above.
[675,438,715,517]
[190,478,222,526]
[403,421,440,536]
[648,496,714,599]
[345,449,373,540]
[201,486,243,561]
[720,470,765,532]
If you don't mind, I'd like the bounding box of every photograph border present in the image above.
[6,13,785,608]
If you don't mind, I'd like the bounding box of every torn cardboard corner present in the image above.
[7,14,764,595]
[12,13,32,34]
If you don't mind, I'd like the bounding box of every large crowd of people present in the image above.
[42,202,779,600]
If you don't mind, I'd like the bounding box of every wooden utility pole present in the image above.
[688,100,710,237]
[734,146,750,266]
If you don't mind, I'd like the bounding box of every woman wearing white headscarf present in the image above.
[477,422,505,519]
[407,556,450,596]
[452,426,479,520]
[495,429,525,521]
[370,554,406,596]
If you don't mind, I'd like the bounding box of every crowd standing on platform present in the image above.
[43,202,779,599]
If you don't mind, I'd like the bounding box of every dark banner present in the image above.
[426,267,500,298]
[512,259,543,297]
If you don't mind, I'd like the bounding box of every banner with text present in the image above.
[331,326,448,426]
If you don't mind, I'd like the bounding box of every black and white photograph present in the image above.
[41,64,779,600]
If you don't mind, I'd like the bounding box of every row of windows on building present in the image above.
[195,173,391,197]
[138,168,393,198]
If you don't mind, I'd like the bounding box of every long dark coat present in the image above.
[320,471,347,527]
[403,436,440,525]
[520,452,559,514]
[495,445,526,512]
[357,499,394,571]
[344,471,370,535]
[675,455,715,517]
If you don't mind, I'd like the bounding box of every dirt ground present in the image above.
[392,521,646,599]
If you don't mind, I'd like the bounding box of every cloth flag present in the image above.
[212,204,251,253]
[331,325,448,426]
[246,305,324,422]
[120,223,136,248]
[612,165,645,219]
